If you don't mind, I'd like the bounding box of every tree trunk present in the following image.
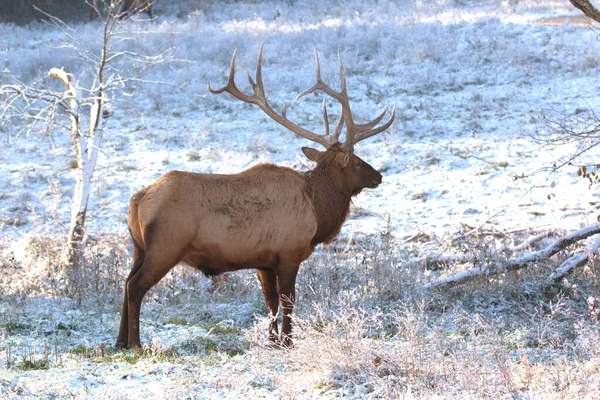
[49,68,104,268]
[66,160,93,267]
[571,0,600,23]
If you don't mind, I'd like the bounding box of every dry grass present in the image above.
[1,228,600,398]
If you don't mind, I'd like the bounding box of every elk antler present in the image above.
[208,44,335,149]
[296,50,395,153]
[208,44,395,152]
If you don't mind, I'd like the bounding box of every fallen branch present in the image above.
[508,232,552,253]
[421,254,474,271]
[424,223,600,289]
[547,233,600,283]
[418,230,552,271]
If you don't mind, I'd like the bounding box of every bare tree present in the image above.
[530,107,600,178]
[1,0,167,267]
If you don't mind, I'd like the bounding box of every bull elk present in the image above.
[116,44,395,349]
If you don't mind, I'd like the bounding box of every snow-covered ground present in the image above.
[2,0,600,398]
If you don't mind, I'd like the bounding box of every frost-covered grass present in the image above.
[1,231,600,398]
[2,0,600,398]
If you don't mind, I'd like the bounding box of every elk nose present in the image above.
[372,174,382,187]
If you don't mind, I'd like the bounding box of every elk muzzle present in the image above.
[370,173,382,188]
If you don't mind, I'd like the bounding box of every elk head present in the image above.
[301,145,382,196]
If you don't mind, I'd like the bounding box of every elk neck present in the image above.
[305,158,353,247]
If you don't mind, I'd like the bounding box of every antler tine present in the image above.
[207,48,237,94]
[349,105,396,150]
[296,50,351,107]
[322,98,329,137]
[254,42,265,97]
[337,51,347,95]
[244,42,266,97]
[354,105,388,131]
[208,49,255,105]
[295,50,323,101]
[332,104,344,141]
[321,99,345,142]
[315,50,322,83]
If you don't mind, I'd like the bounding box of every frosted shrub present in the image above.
[1,233,130,300]
[246,132,276,156]
[187,9,206,28]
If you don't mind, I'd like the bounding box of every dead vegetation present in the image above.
[1,224,600,398]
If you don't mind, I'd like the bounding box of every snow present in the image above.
[2,0,600,397]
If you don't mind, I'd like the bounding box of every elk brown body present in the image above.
[116,45,394,349]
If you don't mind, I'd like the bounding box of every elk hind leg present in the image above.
[125,253,178,348]
[257,270,280,344]
[116,241,144,349]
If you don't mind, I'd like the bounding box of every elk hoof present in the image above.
[268,334,280,346]
[280,335,294,349]
[116,341,142,350]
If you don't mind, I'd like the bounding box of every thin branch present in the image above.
[508,232,553,253]
[522,104,600,181]
[421,254,474,271]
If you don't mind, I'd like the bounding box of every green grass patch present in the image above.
[2,322,30,333]
[165,317,191,326]
[203,322,238,335]
[111,346,181,364]
[18,358,50,371]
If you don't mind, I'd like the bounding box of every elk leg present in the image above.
[257,270,279,343]
[125,256,177,348]
[116,242,144,349]
[276,266,299,348]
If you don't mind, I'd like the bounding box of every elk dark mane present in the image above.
[306,145,353,246]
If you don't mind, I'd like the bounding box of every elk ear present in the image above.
[302,147,324,162]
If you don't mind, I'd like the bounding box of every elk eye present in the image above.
[355,160,362,167]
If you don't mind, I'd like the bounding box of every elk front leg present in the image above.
[257,270,280,344]
[276,266,299,348]
[116,289,130,349]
